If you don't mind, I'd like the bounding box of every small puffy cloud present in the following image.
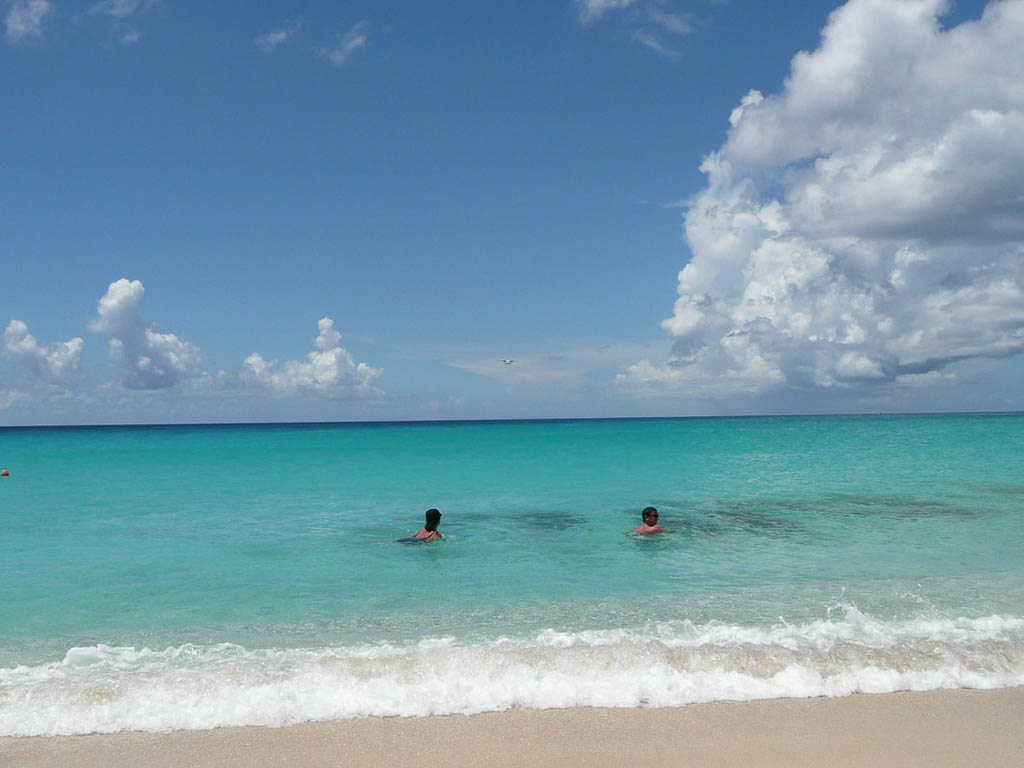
[647,6,691,36]
[88,0,155,44]
[622,0,1024,398]
[579,1,692,56]
[3,320,84,385]
[255,18,301,53]
[237,317,381,398]
[320,21,369,66]
[89,0,158,18]
[630,30,680,58]
[88,278,203,390]
[4,0,51,41]
[576,0,637,23]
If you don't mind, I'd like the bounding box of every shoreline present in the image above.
[2,687,1022,768]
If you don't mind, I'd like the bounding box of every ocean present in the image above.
[1,413,1023,736]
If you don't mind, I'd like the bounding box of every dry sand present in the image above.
[2,687,1022,767]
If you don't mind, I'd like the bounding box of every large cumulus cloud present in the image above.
[88,278,204,390]
[619,0,1024,397]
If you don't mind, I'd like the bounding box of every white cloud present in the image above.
[619,353,785,398]
[895,370,955,388]
[255,18,301,53]
[647,6,691,36]
[237,317,381,398]
[4,0,51,41]
[630,29,680,57]
[320,21,369,66]
[89,0,158,18]
[88,278,204,390]
[87,1,155,46]
[621,0,1024,398]
[577,0,637,23]
[0,388,29,411]
[578,1,692,55]
[2,320,84,385]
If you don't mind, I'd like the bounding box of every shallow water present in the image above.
[1,414,1022,734]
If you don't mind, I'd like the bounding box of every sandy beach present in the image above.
[2,687,1021,768]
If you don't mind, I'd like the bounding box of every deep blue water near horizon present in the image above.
[2,413,1023,735]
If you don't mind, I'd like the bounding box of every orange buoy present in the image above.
[0,469,8,477]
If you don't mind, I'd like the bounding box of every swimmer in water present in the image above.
[633,506,673,534]
[413,508,443,541]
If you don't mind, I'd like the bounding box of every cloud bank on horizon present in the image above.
[619,0,1024,397]
[1,279,382,410]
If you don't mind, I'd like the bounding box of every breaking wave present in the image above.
[3,606,1023,736]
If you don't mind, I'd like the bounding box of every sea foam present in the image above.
[2,608,1022,736]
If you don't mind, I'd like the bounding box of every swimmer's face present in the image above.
[642,510,659,526]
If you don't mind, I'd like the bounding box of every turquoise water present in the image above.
[2,414,1023,734]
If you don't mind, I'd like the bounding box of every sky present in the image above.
[2,0,1023,425]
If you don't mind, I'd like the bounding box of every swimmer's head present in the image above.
[424,508,442,532]
[641,506,659,525]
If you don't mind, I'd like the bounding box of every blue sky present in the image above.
[3,0,1022,424]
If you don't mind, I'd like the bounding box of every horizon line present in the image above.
[2,408,1022,431]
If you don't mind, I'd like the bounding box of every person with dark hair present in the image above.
[413,508,443,541]
[633,506,672,535]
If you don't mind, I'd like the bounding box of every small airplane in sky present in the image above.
[498,359,516,365]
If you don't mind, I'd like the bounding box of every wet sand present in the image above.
[2,687,1022,767]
